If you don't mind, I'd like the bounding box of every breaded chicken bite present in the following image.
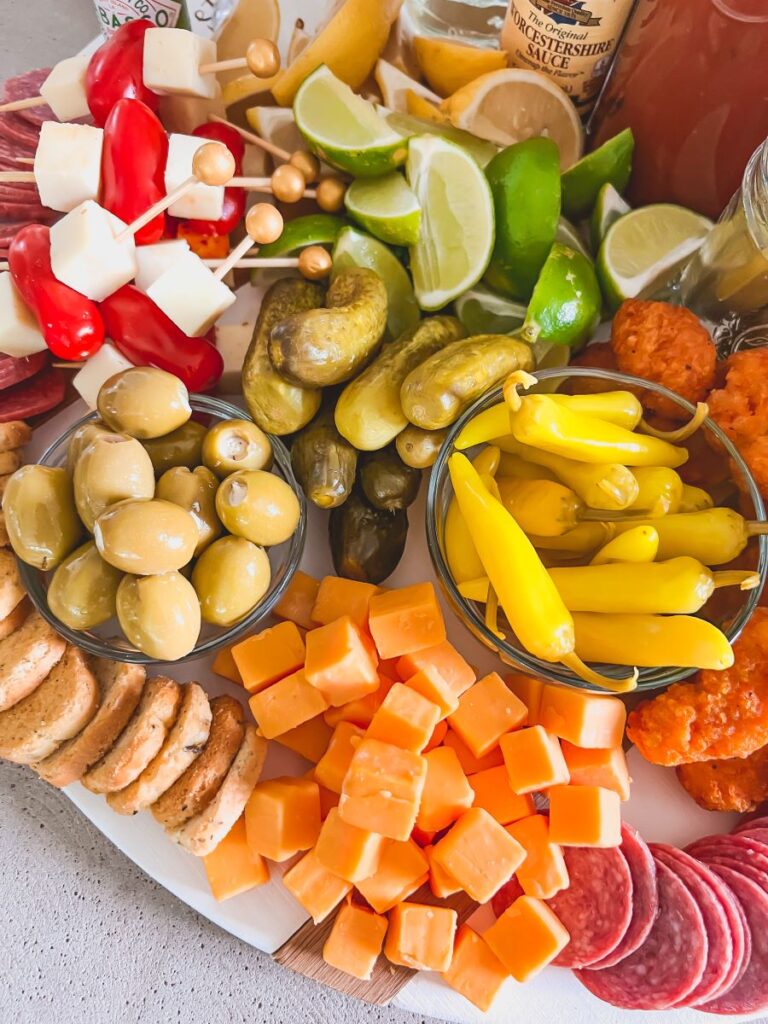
[677,744,768,813]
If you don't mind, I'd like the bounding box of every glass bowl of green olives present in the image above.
[13,379,306,664]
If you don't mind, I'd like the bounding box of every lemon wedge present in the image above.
[374,58,441,114]
[413,36,507,98]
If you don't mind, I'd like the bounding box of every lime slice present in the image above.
[344,173,422,247]
[590,183,631,253]
[333,225,420,339]
[256,214,346,261]
[561,128,634,220]
[523,243,602,349]
[383,109,498,168]
[556,217,591,260]
[597,204,713,311]
[294,66,410,178]
[407,134,495,310]
[454,284,526,334]
[484,138,561,301]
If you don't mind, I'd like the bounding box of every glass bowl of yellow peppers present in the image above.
[426,366,768,693]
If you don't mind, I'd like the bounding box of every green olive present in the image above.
[142,420,207,476]
[97,367,191,439]
[66,420,115,473]
[192,535,271,626]
[94,499,198,574]
[201,419,273,478]
[47,540,123,630]
[74,433,155,531]
[215,471,301,547]
[116,571,201,661]
[156,466,222,556]
[2,465,83,570]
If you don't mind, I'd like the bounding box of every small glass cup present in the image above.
[18,395,307,665]
[426,366,767,692]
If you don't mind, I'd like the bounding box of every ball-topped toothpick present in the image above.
[208,114,327,186]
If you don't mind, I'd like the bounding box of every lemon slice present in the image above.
[454,284,526,334]
[442,68,583,170]
[407,134,495,310]
[215,0,279,90]
[406,90,451,125]
[345,173,422,247]
[374,59,441,114]
[246,106,304,155]
[413,36,508,98]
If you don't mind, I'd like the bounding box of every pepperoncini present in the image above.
[444,446,500,583]
[572,612,735,671]
[629,467,684,516]
[612,507,768,565]
[678,483,714,513]
[590,526,659,565]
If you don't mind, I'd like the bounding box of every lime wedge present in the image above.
[454,284,526,334]
[597,204,713,311]
[333,225,420,339]
[294,66,410,178]
[561,128,634,220]
[407,134,495,310]
[344,173,421,246]
[383,109,498,168]
[523,243,601,349]
[556,217,591,259]
[255,214,346,263]
[590,183,630,253]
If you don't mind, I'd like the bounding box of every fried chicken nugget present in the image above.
[568,342,620,394]
[707,349,768,446]
[611,299,717,420]
[677,744,768,813]
[731,434,768,501]
[627,608,768,766]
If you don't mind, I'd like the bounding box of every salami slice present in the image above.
[688,835,768,875]
[0,367,65,422]
[734,814,768,834]
[695,854,768,895]
[575,859,708,1010]
[734,827,768,848]
[2,69,53,127]
[587,822,658,969]
[0,352,47,389]
[0,113,40,151]
[699,866,768,1015]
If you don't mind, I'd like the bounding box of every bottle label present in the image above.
[93,0,191,32]
[501,0,634,112]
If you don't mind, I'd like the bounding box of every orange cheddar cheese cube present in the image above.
[548,785,622,847]
[449,673,527,758]
[356,839,430,914]
[405,665,460,718]
[245,776,321,862]
[323,902,388,981]
[272,716,333,763]
[315,777,341,819]
[273,569,320,631]
[323,675,395,729]
[396,641,475,699]
[311,576,378,630]
[431,808,526,904]
[384,902,457,972]
[444,728,504,774]
[304,616,379,706]
[314,721,364,794]
[538,684,626,749]
[314,807,386,883]
[232,621,306,695]
[203,816,269,901]
[500,726,570,795]
[339,738,427,841]
[484,895,570,982]
[424,719,448,752]
[368,582,446,660]
[366,682,441,754]
[506,814,569,900]
[425,845,461,899]
[442,925,509,1012]
[561,741,631,801]
[282,849,352,924]
[248,669,329,740]
[505,673,544,725]
[468,766,535,825]
[211,646,243,686]
[416,747,474,833]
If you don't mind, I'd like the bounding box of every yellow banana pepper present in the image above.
[590,526,659,565]
[445,446,500,583]
[572,612,734,670]
[612,507,768,565]
[629,467,683,516]
[459,576,490,602]
[529,522,614,554]
[679,483,714,513]
[498,452,557,482]
[496,477,585,537]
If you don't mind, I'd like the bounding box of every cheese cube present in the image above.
[449,673,528,758]
[49,201,137,302]
[314,721,364,794]
[368,582,446,659]
[146,249,235,337]
[40,54,90,122]
[232,621,306,695]
[396,641,475,699]
[561,741,631,801]
[143,28,220,101]
[468,766,535,825]
[211,647,242,685]
[72,343,134,408]
[500,726,570,795]
[425,845,461,899]
[366,682,441,754]
[34,121,103,213]
[538,684,626,749]
[442,925,509,1013]
[248,669,329,740]
[548,785,622,847]
[314,808,386,883]
[324,675,396,730]
[323,903,388,981]
[244,776,321,862]
[384,902,457,972]
[274,570,320,631]
[272,717,333,764]
[484,895,570,982]
[312,577,378,631]
[505,672,544,725]
[0,273,46,358]
[443,728,504,774]
[282,850,352,924]
[416,747,474,833]
[304,616,379,706]
[134,239,190,294]
[404,665,459,718]
[165,134,225,220]
[202,816,269,901]
[431,808,526,904]
[506,813,569,900]
[339,737,427,841]
[356,839,429,914]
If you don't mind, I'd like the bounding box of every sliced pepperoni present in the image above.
[0,367,65,422]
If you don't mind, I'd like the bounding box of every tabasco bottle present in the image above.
[93,0,192,33]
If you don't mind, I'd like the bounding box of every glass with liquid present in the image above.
[405,0,508,44]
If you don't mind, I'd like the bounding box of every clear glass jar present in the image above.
[404,0,508,45]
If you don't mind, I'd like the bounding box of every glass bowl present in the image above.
[426,365,768,692]
[17,395,307,665]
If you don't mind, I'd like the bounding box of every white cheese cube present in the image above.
[73,343,134,409]
[0,273,46,358]
[34,121,103,214]
[165,133,225,221]
[146,250,235,337]
[39,54,90,122]
[134,239,191,294]
[143,28,220,101]
[49,201,137,303]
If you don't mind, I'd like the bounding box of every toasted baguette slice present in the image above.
[151,695,245,829]
[169,724,267,856]
[0,595,31,640]
[108,683,212,816]
[0,421,31,453]
[0,611,66,712]
[35,661,146,787]
[82,676,182,794]
[0,646,99,764]
[0,548,26,621]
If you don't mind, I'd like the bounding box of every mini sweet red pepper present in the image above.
[100,285,224,393]
[9,225,105,361]
[86,19,160,127]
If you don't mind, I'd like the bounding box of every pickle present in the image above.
[291,409,357,510]
[360,449,421,512]
[395,425,447,469]
[329,490,408,584]
[400,334,535,430]
[334,316,466,451]
[241,278,324,436]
